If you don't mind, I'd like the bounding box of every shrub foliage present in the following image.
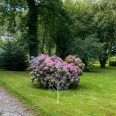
[109,60,116,66]
[29,54,85,89]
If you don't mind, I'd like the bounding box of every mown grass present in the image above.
[0,64,116,116]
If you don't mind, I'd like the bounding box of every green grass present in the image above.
[0,64,116,116]
[111,56,116,60]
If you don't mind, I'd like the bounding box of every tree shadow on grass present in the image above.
[31,83,48,91]
[31,82,89,92]
[86,66,115,73]
[68,83,88,91]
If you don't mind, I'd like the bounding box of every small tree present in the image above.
[0,38,28,71]
[48,79,69,104]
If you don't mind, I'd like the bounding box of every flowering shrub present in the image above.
[29,54,85,89]
[65,55,85,76]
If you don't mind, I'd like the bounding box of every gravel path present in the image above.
[0,84,33,116]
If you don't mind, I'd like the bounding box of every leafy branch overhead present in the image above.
[0,0,72,57]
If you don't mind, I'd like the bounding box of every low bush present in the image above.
[29,54,85,89]
[109,60,116,66]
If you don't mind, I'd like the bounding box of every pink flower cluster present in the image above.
[65,55,85,75]
[29,54,85,89]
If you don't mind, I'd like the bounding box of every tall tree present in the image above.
[92,0,116,67]
[64,0,95,39]
[37,23,55,56]
[0,0,71,58]
[48,15,74,60]
[63,0,102,66]
[35,0,74,60]
[65,0,116,68]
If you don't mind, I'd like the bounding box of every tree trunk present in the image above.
[82,58,88,67]
[100,60,106,68]
[56,40,62,58]
[48,43,52,56]
[57,89,59,104]
[27,0,38,58]
[55,37,70,60]
[57,84,60,104]
[99,54,108,68]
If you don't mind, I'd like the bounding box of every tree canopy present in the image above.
[0,0,72,58]
[1,0,116,69]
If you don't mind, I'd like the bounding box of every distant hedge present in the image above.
[109,60,116,66]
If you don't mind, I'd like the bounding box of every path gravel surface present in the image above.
[0,84,33,116]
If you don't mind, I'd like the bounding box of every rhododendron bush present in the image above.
[29,54,85,89]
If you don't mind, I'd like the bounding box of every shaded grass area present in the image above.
[0,64,116,116]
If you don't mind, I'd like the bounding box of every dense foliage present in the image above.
[109,60,116,66]
[70,36,102,67]
[29,54,85,89]
[0,39,29,71]
[0,0,73,58]
[64,0,116,68]
[1,0,116,69]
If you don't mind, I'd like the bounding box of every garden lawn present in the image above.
[0,64,116,116]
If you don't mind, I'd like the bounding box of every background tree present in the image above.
[63,0,102,69]
[64,0,94,39]
[37,23,55,56]
[0,0,72,58]
[92,0,116,67]
[64,0,116,68]
[49,18,74,60]
[0,25,3,47]
[36,0,75,60]
[0,38,28,71]
[72,36,102,69]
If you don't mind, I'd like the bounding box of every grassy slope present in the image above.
[0,64,116,116]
